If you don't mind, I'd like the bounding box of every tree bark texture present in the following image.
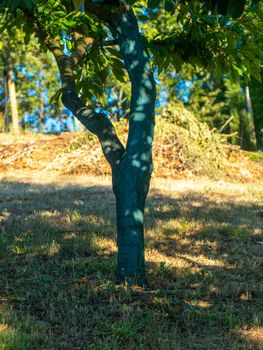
[109,10,156,284]
[48,7,156,285]
[39,72,45,132]
[3,67,10,132]
[7,68,19,135]
[4,45,19,135]
[243,86,257,150]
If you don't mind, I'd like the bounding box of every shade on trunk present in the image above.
[32,5,156,285]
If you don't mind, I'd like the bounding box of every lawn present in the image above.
[0,173,263,349]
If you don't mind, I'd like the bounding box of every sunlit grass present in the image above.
[0,174,263,349]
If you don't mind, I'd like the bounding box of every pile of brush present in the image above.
[0,103,262,182]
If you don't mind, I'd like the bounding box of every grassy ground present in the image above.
[0,173,263,350]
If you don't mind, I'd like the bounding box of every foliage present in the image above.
[15,37,62,118]
[0,27,63,128]
[0,0,262,139]
[158,63,263,149]
[1,0,262,107]
[137,0,263,82]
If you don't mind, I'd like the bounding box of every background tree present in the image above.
[0,0,262,284]
[0,29,20,134]
[250,75,263,149]
[0,24,65,133]
[16,38,62,131]
[160,66,257,149]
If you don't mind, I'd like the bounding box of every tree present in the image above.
[1,31,20,134]
[0,0,262,285]
[0,29,63,132]
[16,38,62,131]
[161,66,258,149]
[250,74,263,149]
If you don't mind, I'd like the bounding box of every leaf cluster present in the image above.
[1,0,262,111]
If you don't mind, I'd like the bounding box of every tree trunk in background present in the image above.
[7,62,19,135]
[241,86,257,150]
[39,72,45,132]
[4,41,19,135]
[3,37,19,135]
[249,75,263,150]
[3,67,10,132]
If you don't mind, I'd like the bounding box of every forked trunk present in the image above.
[48,8,156,285]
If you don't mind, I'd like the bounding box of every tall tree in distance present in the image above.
[2,34,19,134]
[2,63,10,131]
[0,26,62,133]
[250,75,263,150]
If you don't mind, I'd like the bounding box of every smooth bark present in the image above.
[109,10,156,284]
[39,72,45,132]
[49,40,125,170]
[243,86,257,150]
[7,66,19,135]
[33,4,156,285]
[3,67,10,132]
[4,44,19,135]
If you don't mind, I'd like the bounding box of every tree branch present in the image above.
[50,38,125,170]
[71,33,117,66]
[23,10,125,171]
[72,33,94,66]
[109,9,156,159]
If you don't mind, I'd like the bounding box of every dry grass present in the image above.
[0,172,263,349]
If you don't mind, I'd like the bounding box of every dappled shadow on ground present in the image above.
[0,178,263,349]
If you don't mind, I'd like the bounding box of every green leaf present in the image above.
[49,88,63,105]
[232,64,243,76]
[112,66,126,83]
[252,69,262,83]
[106,47,123,59]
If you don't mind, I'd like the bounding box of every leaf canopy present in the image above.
[0,0,262,101]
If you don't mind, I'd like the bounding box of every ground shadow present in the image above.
[0,179,262,349]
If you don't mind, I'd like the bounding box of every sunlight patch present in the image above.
[95,238,117,253]
[177,253,225,267]
[0,324,9,332]
[240,327,263,348]
[39,210,60,218]
[185,300,212,309]
[48,241,60,256]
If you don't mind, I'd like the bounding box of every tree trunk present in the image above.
[5,49,19,135]
[109,10,156,284]
[243,86,257,150]
[47,7,155,285]
[3,67,10,132]
[39,72,45,132]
